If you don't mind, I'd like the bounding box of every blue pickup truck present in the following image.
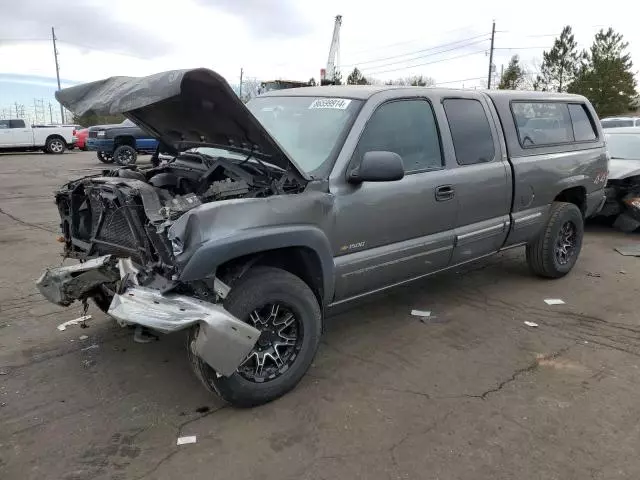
[86,119,158,165]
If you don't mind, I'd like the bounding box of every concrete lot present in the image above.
[1,150,639,480]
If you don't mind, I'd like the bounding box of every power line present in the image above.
[346,24,485,56]
[434,76,486,86]
[343,33,491,69]
[363,49,487,76]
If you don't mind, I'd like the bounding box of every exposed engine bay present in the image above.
[56,150,305,288]
[600,174,640,232]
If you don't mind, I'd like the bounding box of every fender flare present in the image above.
[178,225,336,305]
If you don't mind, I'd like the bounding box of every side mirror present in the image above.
[348,151,405,183]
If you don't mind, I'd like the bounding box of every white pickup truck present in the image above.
[0,119,75,154]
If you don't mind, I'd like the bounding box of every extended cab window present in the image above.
[511,102,574,146]
[354,99,442,172]
[568,104,597,141]
[443,98,495,165]
[9,119,26,128]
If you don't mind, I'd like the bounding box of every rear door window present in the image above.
[9,119,26,128]
[568,104,597,141]
[0,120,9,129]
[443,98,495,165]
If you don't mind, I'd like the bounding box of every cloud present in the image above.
[0,0,171,57]
[195,0,313,38]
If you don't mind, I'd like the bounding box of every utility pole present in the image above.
[239,68,244,99]
[49,102,54,123]
[51,27,64,124]
[487,20,496,89]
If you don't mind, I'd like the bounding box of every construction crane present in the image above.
[321,15,342,85]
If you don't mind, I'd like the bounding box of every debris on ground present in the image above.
[524,321,539,327]
[544,299,565,305]
[586,272,601,278]
[411,310,431,318]
[57,315,92,331]
[81,344,99,352]
[82,359,96,368]
[177,436,197,445]
[0,371,8,375]
[79,335,88,340]
[615,244,640,257]
[619,270,627,274]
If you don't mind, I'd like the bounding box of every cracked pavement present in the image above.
[1,151,640,480]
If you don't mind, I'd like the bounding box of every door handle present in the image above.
[435,185,455,201]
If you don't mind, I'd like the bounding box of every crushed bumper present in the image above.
[36,255,260,377]
[36,255,120,306]
[108,286,259,376]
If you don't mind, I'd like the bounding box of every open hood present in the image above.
[55,68,309,181]
[608,159,640,180]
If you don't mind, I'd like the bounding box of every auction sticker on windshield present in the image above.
[309,98,352,110]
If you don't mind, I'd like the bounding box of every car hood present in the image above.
[55,68,309,182]
[608,159,640,180]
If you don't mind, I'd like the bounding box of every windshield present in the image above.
[605,133,640,159]
[602,119,634,129]
[246,96,362,175]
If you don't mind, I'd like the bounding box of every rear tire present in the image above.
[45,137,66,154]
[113,145,137,166]
[526,202,584,278]
[188,266,322,407]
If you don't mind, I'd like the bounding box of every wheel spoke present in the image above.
[254,352,266,376]
[267,304,280,323]
[274,312,294,328]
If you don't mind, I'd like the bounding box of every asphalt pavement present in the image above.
[1,150,640,480]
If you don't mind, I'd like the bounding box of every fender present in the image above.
[178,225,336,305]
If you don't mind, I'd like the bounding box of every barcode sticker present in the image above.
[309,98,352,110]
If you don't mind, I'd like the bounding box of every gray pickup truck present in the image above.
[37,68,608,407]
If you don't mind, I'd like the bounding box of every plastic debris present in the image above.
[544,299,565,305]
[177,436,197,445]
[57,315,92,331]
[615,244,640,256]
[411,310,431,317]
[524,321,539,327]
[619,270,627,275]
[586,272,601,278]
[79,335,89,340]
[81,344,99,352]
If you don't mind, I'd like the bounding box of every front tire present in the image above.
[113,145,137,166]
[526,202,584,278]
[188,267,322,407]
[97,151,114,163]
[45,137,66,154]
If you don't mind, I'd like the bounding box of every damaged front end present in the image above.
[600,174,640,232]
[36,68,312,378]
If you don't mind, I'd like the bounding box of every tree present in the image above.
[568,28,638,117]
[347,67,370,85]
[498,55,525,90]
[308,77,317,86]
[534,26,585,92]
[387,75,435,87]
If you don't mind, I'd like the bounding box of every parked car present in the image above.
[75,128,89,150]
[601,116,640,129]
[38,69,608,407]
[86,119,158,165]
[0,119,75,153]
[597,127,640,231]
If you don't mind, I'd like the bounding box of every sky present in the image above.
[1,0,638,122]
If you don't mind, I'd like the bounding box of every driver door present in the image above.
[331,98,458,303]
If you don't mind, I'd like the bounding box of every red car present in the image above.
[75,128,89,150]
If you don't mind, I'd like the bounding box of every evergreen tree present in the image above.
[498,55,525,90]
[568,28,637,117]
[534,26,584,92]
[347,67,370,85]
